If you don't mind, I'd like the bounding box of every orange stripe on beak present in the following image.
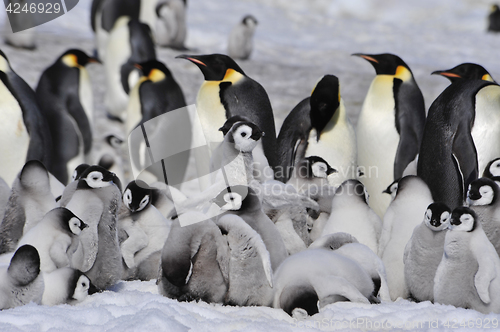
[187,57,207,67]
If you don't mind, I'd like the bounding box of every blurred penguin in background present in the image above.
[155,0,188,50]
[228,15,258,60]
[488,4,500,32]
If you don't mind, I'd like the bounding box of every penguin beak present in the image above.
[326,167,337,176]
[176,54,207,67]
[431,70,461,78]
[134,64,143,70]
[352,53,379,63]
[80,221,89,231]
[88,57,101,64]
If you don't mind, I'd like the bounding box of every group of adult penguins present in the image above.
[1,0,500,320]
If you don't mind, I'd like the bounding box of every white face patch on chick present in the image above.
[232,124,260,152]
[467,185,494,206]
[84,171,111,188]
[220,192,243,211]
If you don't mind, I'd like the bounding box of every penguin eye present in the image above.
[241,132,247,137]
[82,282,87,287]
[138,195,150,210]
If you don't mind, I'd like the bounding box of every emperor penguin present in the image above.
[119,180,171,281]
[0,50,52,185]
[16,208,88,273]
[378,175,433,301]
[227,15,258,60]
[176,54,278,185]
[276,75,357,186]
[212,185,288,271]
[155,0,188,49]
[41,267,96,306]
[466,177,500,256]
[0,245,44,310]
[60,166,123,290]
[0,160,57,254]
[488,4,500,32]
[434,207,500,314]
[36,49,98,185]
[417,79,499,208]
[273,247,375,317]
[91,117,125,183]
[353,53,426,218]
[320,179,382,254]
[432,63,496,83]
[158,213,230,303]
[104,17,156,121]
[403,202,451,302]
[309,233,391,302]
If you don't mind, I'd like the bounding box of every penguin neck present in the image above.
[314,99,347,140]
[222,69,245,84]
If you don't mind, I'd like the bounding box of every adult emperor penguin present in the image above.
[176,53,278,184]
[467,177,500,256]
[353,53,426,218]
[60,166,123,290]
[227,15,258,60]
[0,161,57,254]
[276,75,357,186]
[158,213,230,303]
[378,175,433,301]
[320,179,382,254]
[417,79,499,208]
[488,4,500,32]
[155,0,188,49]
[432,63,496,83]
[434,207,500,314]
[403,202,451,302]
[36,49,98,184]
[0,50,52,186]
[16,208,88,273]
[0,245,44,310]
[212,185,288,271]
[42,267,96,305]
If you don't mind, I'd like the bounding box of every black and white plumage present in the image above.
[41,267,96,306]
[227,15,258,60]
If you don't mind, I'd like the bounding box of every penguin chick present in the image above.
[434,207,500,314]
[467,177,500,256]
[432,63,496,83]
[382,179,399,202]
[0,245,44,309]
[403,202,451,302]
[154,0,188,49]
[483,157,500,179]
[17,208,88,273]
[227,15,258,60]
[42,267,97,305]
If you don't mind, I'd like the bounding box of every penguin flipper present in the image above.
[473,235,498,304]
[312,275,371,308]
[67,93,93,154]
[452,123,478,201]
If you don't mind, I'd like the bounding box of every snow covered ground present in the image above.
[1,0,500,331]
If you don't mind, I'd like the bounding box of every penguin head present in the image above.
[213,185,254,212]
[69,270,97,303]
[224,118,264,152]
[176,54,245,81]
[449,207,477,232]
[484,157,500,178]
[123,180,152,213]
[432,63,494,83]
[60,49,99,68]
[299,156,337,179]
[0,49,12,73]
[77,166,122,191]
[466,178,499,206]
[382,179,399,200]
[71,164,90,182]
[335,179,369,204]
[218,115,251,136]
[352,53,413,81]
[135,60,171,83]
[242,15,258,27]
[18,160,50,193]
[8,245,40,287]
[424,202,451,231]
[492,4,500,13]
[310,75,340,140]
[54,207,88,235]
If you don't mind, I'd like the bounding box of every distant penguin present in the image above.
[177,54,278,186]
[353,53,426,218]
[0,245,44,310]
[42,267,95,306]
[432,63,496,83]
[378,175,433,301]
[104,17,156,121]
[213,185,288,271]
[277,75,357,186]
[467,177,500,256]
[488,4,500,32]
[0,50,52,185]
[155,0,188,49]
[119,180,171,280]
[320,180,382,254]
[403,202,451,302]
[16,208,88,273]
[417,79,499,208]
[0,161,57,254]
[60,166,123,290]
[273,247,375,317]
[434,207,500,314]
[36,49,98,184]
[158,214,230,303]
[227,15,258,60]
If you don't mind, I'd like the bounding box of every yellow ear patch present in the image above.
[62,54,79,68]
[0,55,9,72]
[395,65,412,82]
[148,68,166,82]
[223,68,244,83]
[482,74,495,82]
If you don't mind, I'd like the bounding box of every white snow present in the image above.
[1,0,500,330]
